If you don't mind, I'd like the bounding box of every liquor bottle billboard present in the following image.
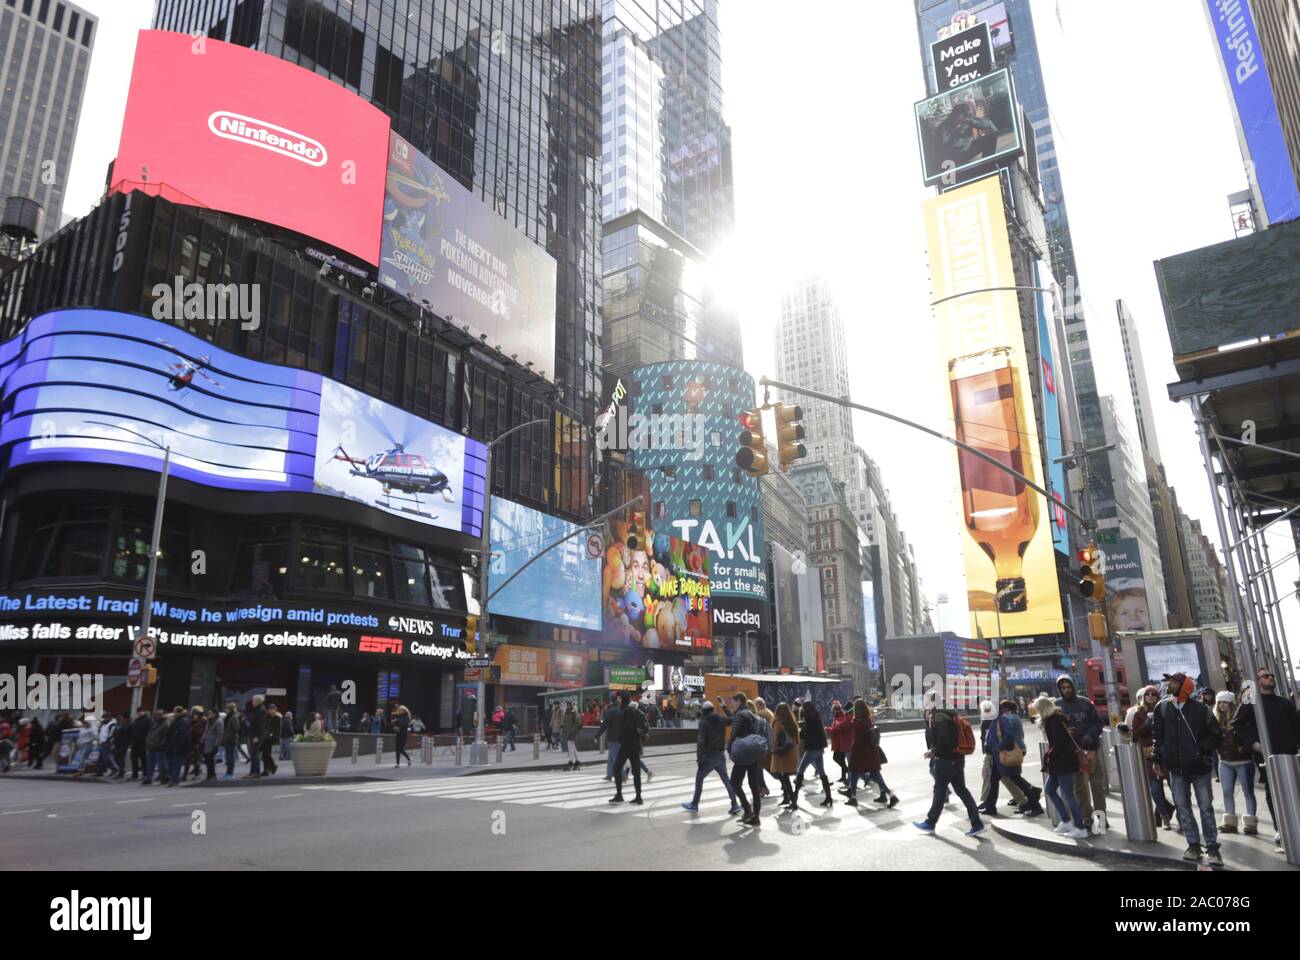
[924,175,1063,638]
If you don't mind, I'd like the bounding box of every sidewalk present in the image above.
[3,742,695,788]
[990,803,1296,871]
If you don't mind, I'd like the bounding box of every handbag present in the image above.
[774,726,794,757]
[996,718,1024,768]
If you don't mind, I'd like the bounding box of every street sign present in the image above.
[127,657,145,688]
[464,667,482,681]
[586,533,604,559]
[468,658,492,668]
[132,635,156,659]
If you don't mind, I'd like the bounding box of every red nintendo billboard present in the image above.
[110,31,390,265]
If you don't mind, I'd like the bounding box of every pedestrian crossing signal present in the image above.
[735,410,769,476]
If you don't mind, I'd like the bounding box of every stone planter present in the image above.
[290,739,335,777]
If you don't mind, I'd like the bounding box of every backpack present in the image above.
[729,712,769,766]
[953,714,977,755]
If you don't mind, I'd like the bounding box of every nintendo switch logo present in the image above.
[358,636,403,655]
[207,111,328,167]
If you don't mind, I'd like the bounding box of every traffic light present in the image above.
[735,410,769,476]
[774,403,806,471]
[143,665,158,687]
[488,664,502,682]
[1077,544,1104,599]
[465,614,479,654]
[1088,609,1109,643]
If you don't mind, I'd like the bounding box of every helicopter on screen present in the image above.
[330,442,455,517]
[153,339,224,394]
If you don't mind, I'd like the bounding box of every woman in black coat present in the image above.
[610,693,646,805]
[1035,695,1087,837]
[790,701,833,810]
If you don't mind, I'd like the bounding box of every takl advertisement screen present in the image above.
[110,31,390,265]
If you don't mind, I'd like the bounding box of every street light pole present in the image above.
[132,444,171,717]
[468,417,551,766]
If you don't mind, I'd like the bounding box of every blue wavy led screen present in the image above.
[0,310,486,537]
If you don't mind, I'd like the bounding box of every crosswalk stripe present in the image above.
[402,774,670,801]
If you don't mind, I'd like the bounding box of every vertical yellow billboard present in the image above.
[923,175,1063,638]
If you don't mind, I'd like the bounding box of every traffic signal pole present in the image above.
[756,376,1090,527]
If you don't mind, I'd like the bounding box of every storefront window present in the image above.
[16,504,110,581]
[298,525,347,594]
[231,523,290,597]
[113,512,189,589]
[392,542,432,607]
[352,548,390,600]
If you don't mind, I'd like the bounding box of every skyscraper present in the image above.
[774,276,930,641]
[0,0,96,239]
[1116,299,1162,466]
[601,0,733,253]
[153,0,604,412]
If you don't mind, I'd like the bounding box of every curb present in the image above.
[989,819,1214,870]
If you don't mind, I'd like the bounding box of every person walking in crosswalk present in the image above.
[609,692,647,805]
[791,699,833,810]
[682,699,741,814]
[722,693,768,827]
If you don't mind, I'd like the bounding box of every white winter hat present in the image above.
[1216,691,1236,705]
[979,700,996,720]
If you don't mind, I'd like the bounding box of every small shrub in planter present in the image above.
[290,725,335,777]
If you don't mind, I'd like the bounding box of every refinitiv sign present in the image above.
[1207,0,1300,225]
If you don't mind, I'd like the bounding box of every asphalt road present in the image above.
[0,728,1147,871]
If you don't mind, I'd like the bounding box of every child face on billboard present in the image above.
[1111,591,1151,631]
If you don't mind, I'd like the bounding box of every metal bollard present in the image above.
[1100,727,1120,795]
[533,734,540,760]
[422,737,433,765]
[495,736,504,763]
[375,736,383,765]
[1039,741,1060,828]
[599,732,607,755]
[1267,753,1300,866]
[455,735,464,767]
[351,736,359,764]
[1113,739,1157,842]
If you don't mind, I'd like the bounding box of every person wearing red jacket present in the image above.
[827,702,854,785]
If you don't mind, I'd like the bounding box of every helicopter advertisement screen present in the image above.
[0,310,486,539]
[313,379,486,537]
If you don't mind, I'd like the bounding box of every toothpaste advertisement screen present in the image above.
[110,30,390,265]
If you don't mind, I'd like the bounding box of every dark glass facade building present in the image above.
[154,0,603,413]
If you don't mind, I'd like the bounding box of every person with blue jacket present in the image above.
[982,700,1043,816]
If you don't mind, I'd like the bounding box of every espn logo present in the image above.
[358,636,403,655]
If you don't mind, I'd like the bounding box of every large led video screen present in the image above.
[487,498,602,631]
[602,518,712,651]
[915,69,1023,187]
[378,131,558,373]
[110,31,390,265]
[0,310,486,537]
[923,176,1063,638]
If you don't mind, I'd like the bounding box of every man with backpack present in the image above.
[142,709,170,785]
[721,693,769,827]
[915,694,986,837]
[1154,672,1224,865]
[221,702,241,779]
